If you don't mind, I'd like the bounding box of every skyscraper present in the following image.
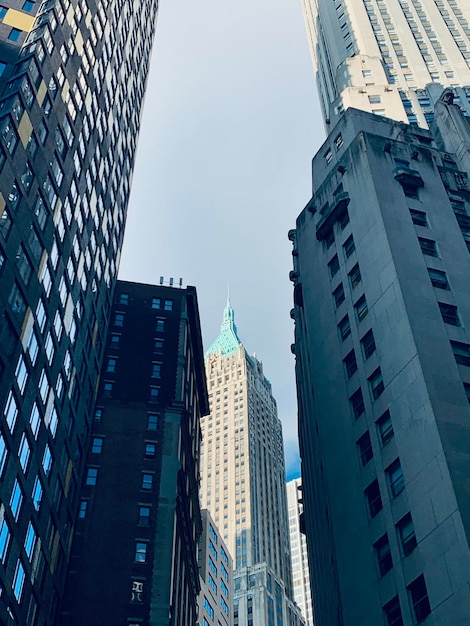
[0,0,159,622]
[200,299,304,626]
[302,0,470,128]
[60,280,208,625]
[286,479,314,626]
[291,99,470,625]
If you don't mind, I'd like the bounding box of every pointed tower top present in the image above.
[205,297,242,358]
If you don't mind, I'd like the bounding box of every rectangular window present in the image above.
[338,315,351,341]
[86,467,98,485]
[438,302,460,326]
[119,293,129,305]
[369,368,384,400]
[355,295,368,321]
[361,329,376,359]
[410,209,427,226]
[78,500,88,519]
[4,390,18,432]
[387,459,405,497]
[0,434,8,476]
[149,387,159,403]
[18,434,30,473]
[145,442,156,458]
[383,595,404,626]
[408,575,431,623]
[325,228,335,248]
[156,319,165,332]
[396,513,417,557]
[365,479,382,518]
[154,339,163,353]
[333,284,345,309]
[369,94,381,103]
[344,350,358,378]
[32,475,42,510]
[142,473,153,490]
[328,254,340,278]
[343,235,355,259]
[357,431,373,466]
[151,363,161,378]
[134,542,147,563]
[418,237,438,257]
[164,299,173,311]
[138,506,151,526]
[24,522,36,560]
[0,518,10,561]
[377,410,393,445]
[114,313,124,326]
[348,263,361,289]
[374,534,393,576]
[152,298,161,309]
[12,559,25,601]
[428,268,448,289]
[147,414,158,430]
[350,388,365,419]
[106,358,117,372]
[91,437,103,454]
[451,341,470,366]
[10,479,23,521]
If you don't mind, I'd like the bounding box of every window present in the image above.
[369,368,384,400]
[328,254,340,278]
[114,313,124,326]
[78,500,88,519]
[145,442,156,458]
[86,467,98,485]
[149,387,159,403]
[92,437,103,454]
[135,542,147,563]
[357,431,373,466]
[142,473,153,490]
[333,284,345,308]
[164,299,173,311]
[334,133,343,150]
[12,559,25,601]
[369,94,381,103]
[464,383,470,405]
[418,237,438,257]
[324,148,333,164]
[408,575,431,623]
[151,363,161,378]
[348,263,361,289]
[410,209,427,226]
[428,268,448,289]
[154,339,163,353]
[350,388,365,419]
[119,293,129,305]
[339,210,350,230]
[451,341,470,366]
[343,235,355,259]
[24,522,36,560]
[8,28,22,42]
[325,228,335,248]
[18,434,30,473]
[10,479,23,520]
[365,479,382,518]
[396,513,417,557]
[204,597,214,619]
[147,414,158,430]
[0,518,10,561]
[383,595,404,626]
[152,298,161,309]
[375,534,393,576]
[138,506,150,526]
[338,315,351,341]
[0,434,8,476]
[103,382,113,398]
[361,329,376,359]
[355,295,368,321]
[377,410,394,445]
[32,475,42,510]
[106,358,117,372]
[439,302,460,326]
[0,6,7,19]
[387,459,405,497]
[156,319,165,332]
[344,350,358,378]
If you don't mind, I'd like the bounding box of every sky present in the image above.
[118,0,326,479]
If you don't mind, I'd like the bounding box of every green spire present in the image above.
[205,296,242,357]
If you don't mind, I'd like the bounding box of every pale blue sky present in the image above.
[119,0,325,478]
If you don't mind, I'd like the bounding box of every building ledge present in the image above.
[316,192,350,240]
[393,166,424,188]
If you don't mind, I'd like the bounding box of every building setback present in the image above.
[0,0,159,622]
[286,479,314,626]
[290,100,470,625]
[61,280,208,625]
[197,509,233,626]
[302,0,470,129]
[200,299,304,626]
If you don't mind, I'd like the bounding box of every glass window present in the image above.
[387,459,405,497]
[328,254,340,278]
[0,517,10,561]
[344,350,357,378]
[151,363,161,378]
[92,437,103,454]
[42,444,52,475]
[333,283,345,308]
[428,268,448,290]
[10,479,23,520]
[149,387,159,403]
[356,431,373,466]
[350,388,365,419]
[338,315,351,341]
[376,410,393,445]
[396,512,417,557]
[375,534,393,576]
[348,263,361,289]
[32,475,43,510]
[156,319,165,332]
[383,595,403,626]
[410,209,427,226]
[4,390,18,432]
[408,575,431,623]
[145,442,156,458]
[18,434,30,473]
[134,542,147,563]
[147,414,158,430]
[355,295,368,321]
[24,521,36,559]
[8,28,21,42]
[365,479,382,518]
[152,298,161,309]
[451,341,470,366]
[361,329,376,359]
[438,302,460,326]
[12,559,25,601]
[418,237,438,257]
[78,500,88,519]
[138,506,150,526]
[343,235,355,259]
[142,473,153,490]
[86,467,98,485]
[164,299,173,311]
[369,368,384,400]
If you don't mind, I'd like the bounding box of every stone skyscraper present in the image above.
[200,299,304,626]
[302,0,470,128]
[0,0,159,622]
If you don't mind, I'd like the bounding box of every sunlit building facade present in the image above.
[302,0,470,129]
[0,0,159,622]
[201,300,304,626]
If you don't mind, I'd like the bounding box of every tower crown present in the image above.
[205,297,242,357]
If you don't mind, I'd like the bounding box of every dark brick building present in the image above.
[61,280,208,626]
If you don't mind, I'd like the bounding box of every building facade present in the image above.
[290,101,470,625]
[200,299,304,626]
[0,0,159,623]
[302,0,470,129]
[61,280,208,625]
[286,479,314,626]
[197,509,233,626]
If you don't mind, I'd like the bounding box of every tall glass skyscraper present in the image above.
[201,299,304,626]
[0,0,158,622]
[302,0,470,128]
